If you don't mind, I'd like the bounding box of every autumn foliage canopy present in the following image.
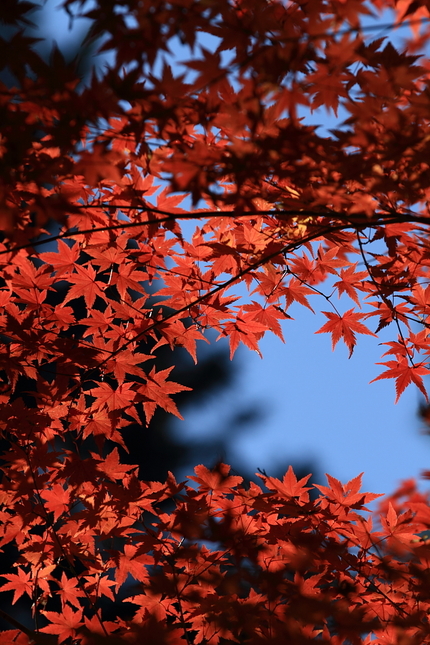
[4,0,430,643]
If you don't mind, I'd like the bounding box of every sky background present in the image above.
[34,0,430,499]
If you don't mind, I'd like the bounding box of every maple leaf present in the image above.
[307,63,350,116]
[74,143,124,185]
[283,278,315,312]
[156,185,186,217]
[84,575,115,602]
[206,242,241,276]
[40,606,83,643]
[137,366,191,423]
[0,516,24,549]
[0,569,32,604]
[63,264,104,309]
[380,502,418,544]
[315,309,376,357]
[90,382,136,411]
[56,572,85,610]
[333,264,367,306]
[188,463,242,493]
[41,240,79,277]
[80,307,115,338]
[242,302,290,341]
[128,591,170,622]
[113,262,147,300]
[46,304,75,329]
[220,316,267,359]
[114,544,152,591]
[314,473,382,508]
[82,409,126,445]
[95,448,137,482]
[365,300,411,334]
[258,466,312,502]
[151,319,208,364]
[370,359,430,403]
[105,349,153,385]
[83,616,119,638]
[184,47,223,90]
[40,484,70,521]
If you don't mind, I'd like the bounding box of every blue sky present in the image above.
[172,305,430,499]
[36,0,430,499]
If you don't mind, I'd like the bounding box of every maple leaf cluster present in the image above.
[2,0,430,642]
[2,462,430,645]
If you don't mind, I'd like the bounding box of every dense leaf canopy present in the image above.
[2,0,430,643]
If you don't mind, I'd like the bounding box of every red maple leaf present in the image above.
[314,473,382,508]
[315,309,376,357]
[56,572,85,610]
[84,575,115,603]
[128,591,170,622]
[114,544,152,591]
[91,382,136,411]
[63,264,104,309]
[220,316,267,359]
[283,278,315,312]
[41,240,79,277]
[74,143,124,185]
[188,463,242,493]
[242,301,289,341]
[258,466,312,502]
[137,366,191,423]
[371,358,430,403]
[333,264,367,306]
[40,606,83,643]
[0,569,32,604]
[94,448,137,482]
[40,484,70,521]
